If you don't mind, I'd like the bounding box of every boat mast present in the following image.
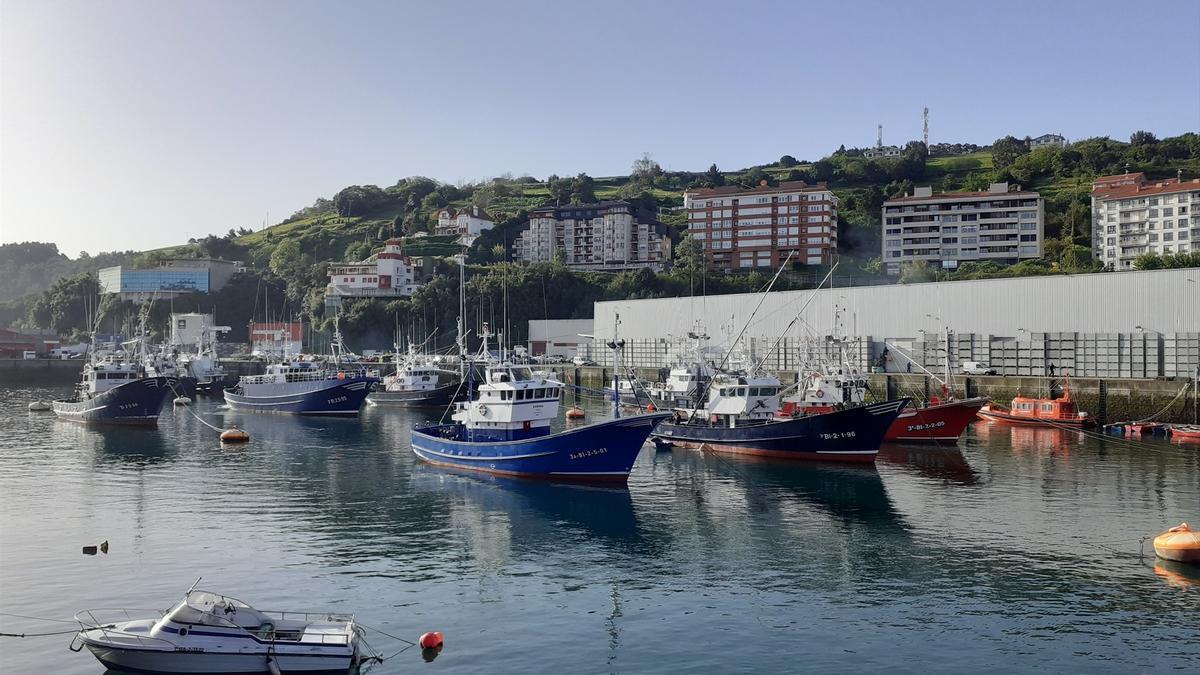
[607,313,624,419]
[457,250,465,378]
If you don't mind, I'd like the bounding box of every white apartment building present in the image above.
[435,206,495,246]
[882,183,1044,276]
[324,239,422,310]
[1091,173,1200,270]
[513,201,668,272]
[684,180,838,270]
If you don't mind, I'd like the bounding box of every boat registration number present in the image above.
[906,420,946,432]
[569,448,608,460]
[819,431,856,440]
[327,395,348,405]
[175,647,205,653]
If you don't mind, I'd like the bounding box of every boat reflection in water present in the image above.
[679,450,904,528]
[54,420,173,466]
[408,465,645,551]
[973,420,1087,456]
[878,443,980,485]
[1154,559,1200,589]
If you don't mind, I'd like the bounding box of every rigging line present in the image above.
[1130,383,1191,423]
[1,628,89,638]
[0,612,78,624]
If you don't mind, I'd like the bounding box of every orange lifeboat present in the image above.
[976,372,1094,428]
[1153,523,1200,564]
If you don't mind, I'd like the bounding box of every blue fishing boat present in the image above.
[52,355,177,426]
[224,322,378,416]
[411,326,668,481]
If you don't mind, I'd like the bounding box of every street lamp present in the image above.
[1017,328,1027,377]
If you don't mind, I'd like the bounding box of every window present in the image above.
[1180,230,1189,240]
[1163,207,1174,217]
[1020,234,1037,242]
[1107,225,1116,233]
[1164,232,1174,241]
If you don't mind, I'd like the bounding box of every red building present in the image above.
[683,181,838,271]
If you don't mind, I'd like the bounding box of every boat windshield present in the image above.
[164,591,264,628]
[510,367,534,381]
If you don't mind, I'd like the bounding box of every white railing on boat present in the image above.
[75,608,178,651]
[239,368,370,386]
[74,607,354,646]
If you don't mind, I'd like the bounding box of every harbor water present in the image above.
[1,383,1197,673]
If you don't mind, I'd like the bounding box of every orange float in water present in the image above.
[418,631,444,649]
[1153,523,1200,564]
[565,406,586,420]
[220,427,250,443]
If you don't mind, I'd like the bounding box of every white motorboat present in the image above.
[72,588,366,674]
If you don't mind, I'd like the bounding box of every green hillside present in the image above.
[5,132,1199,346]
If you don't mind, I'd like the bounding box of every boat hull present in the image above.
[884,397,987,442]
[367,380,460,407]
[52,377,177,426]
[84,642,353,674]
[224,377,375,415]
[652,399,909,463]
[977,405,1095,428]
[411,413,671,481]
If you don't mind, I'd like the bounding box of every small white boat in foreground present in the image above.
[72,588,366,674]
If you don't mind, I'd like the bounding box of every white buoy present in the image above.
[174,396,193,406]
[28,400,53,411]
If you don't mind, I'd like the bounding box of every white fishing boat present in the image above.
[71,587,366,674]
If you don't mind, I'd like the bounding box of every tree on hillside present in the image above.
[991,135,1030,170]
[740,167,775,188]
[672,234,703,277]
[332,185,388,217]
[1130,130,1158,146]
[778,155,799,167]
[631,153,663,183]
[703,163,725,187]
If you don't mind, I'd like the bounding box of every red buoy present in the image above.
[646,403,657,412]
[418,631,444,649]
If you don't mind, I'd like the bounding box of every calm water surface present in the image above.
[1,383,1197,673]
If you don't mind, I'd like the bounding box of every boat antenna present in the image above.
[687,252,793,421]
[187,577,202,594]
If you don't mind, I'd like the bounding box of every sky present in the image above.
[1,0,1198,257]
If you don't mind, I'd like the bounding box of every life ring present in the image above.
[476,402,488,416]
[815,389,825,399]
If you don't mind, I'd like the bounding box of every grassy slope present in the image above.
[228,148,1196,266]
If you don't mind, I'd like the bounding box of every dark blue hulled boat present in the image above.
[651,370,909,462]
[224,361,377,415]
[53,356,177,426]
[224,323,378,416]
[411,356,669,481]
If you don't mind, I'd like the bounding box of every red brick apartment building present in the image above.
[683,181,838,270]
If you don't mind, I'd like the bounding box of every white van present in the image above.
[962,361,996,375]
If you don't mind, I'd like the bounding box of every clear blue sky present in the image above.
[2,0,1198,256]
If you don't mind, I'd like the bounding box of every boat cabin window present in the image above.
[1041,403,1053,412]
[511,367,534,382]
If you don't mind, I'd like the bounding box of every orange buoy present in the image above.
[220,427,250,443]
[565,406,586,420]
[1153,523,1200,564]
[646,403,657,412]
[337,371,346,380]
[418,631,444,649]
